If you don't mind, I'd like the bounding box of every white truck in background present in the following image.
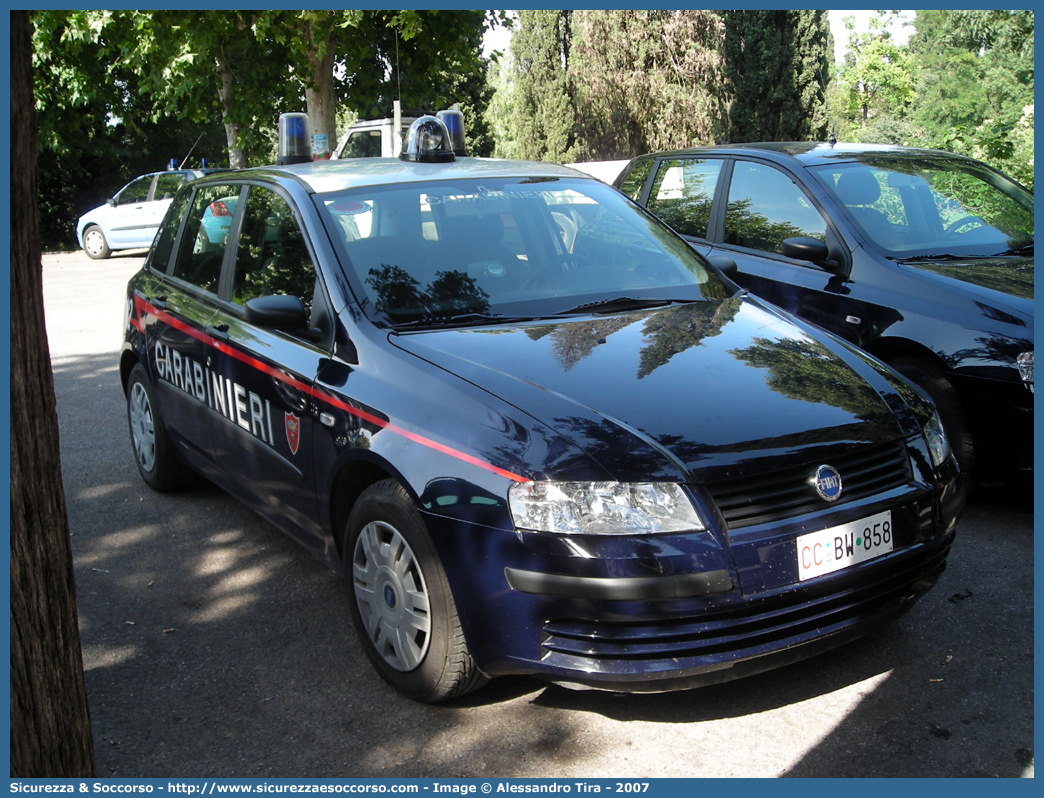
[331,99,630,184]
[332,101,420,159]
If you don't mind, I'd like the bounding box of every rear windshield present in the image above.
[314,177,730,325]
[810,159,1033,260]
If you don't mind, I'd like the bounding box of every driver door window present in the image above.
[118,176,154,205]
[725,161,827,255]
[231,187,318,316]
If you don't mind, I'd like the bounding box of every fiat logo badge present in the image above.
[812,464,843,502]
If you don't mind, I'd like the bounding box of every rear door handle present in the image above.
[150,295,167,310]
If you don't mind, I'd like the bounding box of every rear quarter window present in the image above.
[170,185,237,294]
[149,189,194,273]
[617,159,653,202]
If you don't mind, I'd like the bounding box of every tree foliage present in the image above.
[31,10,495,247]
[572,10,727,158]
[489,10,579,162]
[836,14,914,129]
[723,11,830,142]
[30,10,1035,248]
[823,11,1033,189]
[489,10,830,161]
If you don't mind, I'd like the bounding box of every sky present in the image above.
[482,10,917,62]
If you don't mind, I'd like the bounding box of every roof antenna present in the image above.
[180,132,204,169]
[711,116,725,146]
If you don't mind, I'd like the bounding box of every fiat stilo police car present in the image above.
[121,115,964,702]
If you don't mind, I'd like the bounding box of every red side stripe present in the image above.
[133,295,529,483]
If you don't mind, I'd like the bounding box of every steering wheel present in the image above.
[522,253,593,289]
[942,215,985,238]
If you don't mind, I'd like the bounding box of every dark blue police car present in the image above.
[121,116,963,702]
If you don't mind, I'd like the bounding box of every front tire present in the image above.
[344,480,488,702]
[82,225,112,259]
[126,363,195,491]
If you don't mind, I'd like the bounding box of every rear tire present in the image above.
[126,363,195,491]
[82,225,111,259]
[344,479,488,702]
[890,356,975,486]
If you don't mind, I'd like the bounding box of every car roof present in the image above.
[192,157,596,194]
[628,142,979,169]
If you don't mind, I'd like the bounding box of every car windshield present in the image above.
[315,177,730,326]
[810,158,1033,261]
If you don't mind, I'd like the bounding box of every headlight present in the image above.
[508,481,706,536]
[923,410,952,469]
[1017,351,1033,390]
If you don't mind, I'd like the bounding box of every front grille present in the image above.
[703,441,911,529]
[541,536,950,665]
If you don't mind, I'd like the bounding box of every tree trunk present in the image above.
[304,25,337,158]
[10,10,97,777]
[215,51,247,169]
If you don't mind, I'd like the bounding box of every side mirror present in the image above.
[107,198,117,207]
[782,236,833,267]
[245,294,308,330]
[707,255,739,280]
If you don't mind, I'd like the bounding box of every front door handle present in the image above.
[207,323,230,341]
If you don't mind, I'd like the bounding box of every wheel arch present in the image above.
[862,336,951,375]
[327,453,414,567]
[119,348,142,395]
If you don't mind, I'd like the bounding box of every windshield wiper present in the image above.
[893,253,987,263]
[553,296,696,316]
[388,311,530,331]
[999,243,1034,256]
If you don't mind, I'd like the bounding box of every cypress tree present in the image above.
[724,10,830,142]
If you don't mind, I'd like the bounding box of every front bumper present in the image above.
[505,528,952,692]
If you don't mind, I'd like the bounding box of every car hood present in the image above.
[898,256,1034,317]
[76,203,109,230]
[390,298,915,484]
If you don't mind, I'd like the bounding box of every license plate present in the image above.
[797,510,893,581]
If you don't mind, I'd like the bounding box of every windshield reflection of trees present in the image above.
[637,299,740,377]
[728,335,888,423]
[911,260,1034,301]
[524,299,742,376]
[551,414,717,477]
[366,264,489,318]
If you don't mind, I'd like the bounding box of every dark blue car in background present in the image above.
[121,117,963,702]
[615,143,1034,487]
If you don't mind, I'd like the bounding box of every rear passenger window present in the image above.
[725,161,827,254]
[231,187,317,313]
[170,185,234,294]
[648,158,723,239]
[150,189,193,273]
